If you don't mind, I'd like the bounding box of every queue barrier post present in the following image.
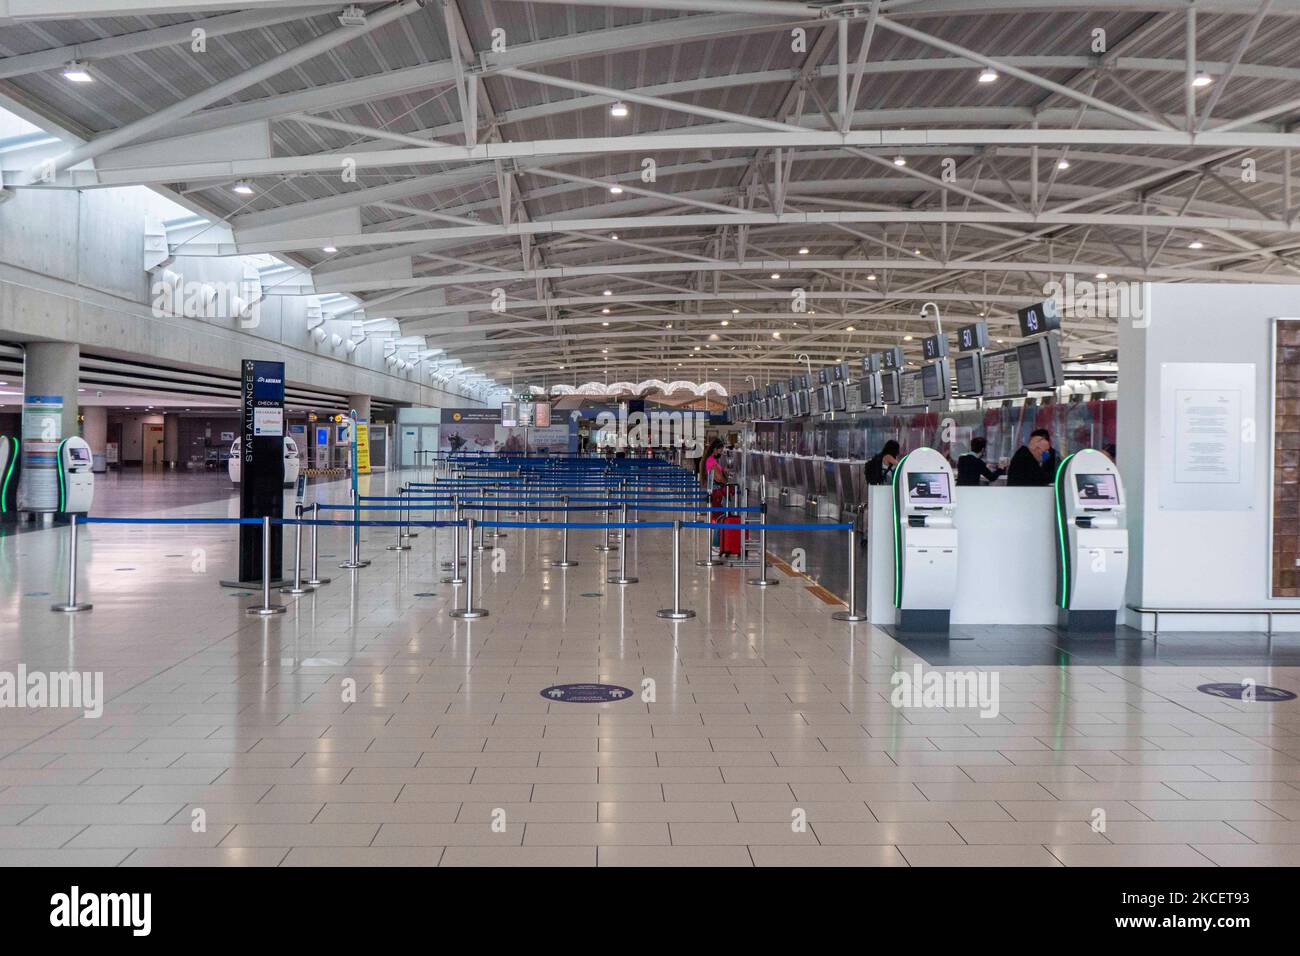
[447,494,466,584]
[339,483,369,570]
[448,516,488,620]
[388,486,411,552]
[51,513,93,613]
[553,494,579,568]
[304,503,330,587]
[489,482,506,539]
[607,503,638,586]
[696,475,723,568]
[749,476,777,587]
[249,515,287,616]
[281,505,310,594]
[832,524,869,623]
[401,483,418,539]
[656,519,695,620]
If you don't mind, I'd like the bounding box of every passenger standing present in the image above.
[864,440,901,485]
[956,437,1004,486]
[1006,428,1060,486]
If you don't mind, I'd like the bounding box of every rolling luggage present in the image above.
[719,513,746,556]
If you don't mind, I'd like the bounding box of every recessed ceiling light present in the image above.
[1095,272,1109,279]
[893,156,907,166]
[867,273,877,280]
[903,335,914,341]
[232,180,254,195]
[798,247,809,255]
[610,233,618,240]
[322,245,337,253]
[720,320,729,326]
[1057,158,1070,170]
[609,185,623,194]
[772,331,781,339]
[1192,70,1213,88]
[731,308,740,314]
[978,68,998,84]
[770,273,781,279]
[846,326,856,332]
[610,100,629,118]
[602,289,612,296]
[602,307,610,314]
[1188,240,1204,249]
[62,60,93,83]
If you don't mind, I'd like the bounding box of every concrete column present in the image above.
[81,406,107,458]
[348,395,372,422]
[23,342,79,438]
[163,413,180,468]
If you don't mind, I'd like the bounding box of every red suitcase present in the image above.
[719,514,746,556]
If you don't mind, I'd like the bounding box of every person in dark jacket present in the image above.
[1006,428,1060,486]
[865,440,901,485]
[956,437,1003,486]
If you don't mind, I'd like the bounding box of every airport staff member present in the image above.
[956,437,1003,486]
[1006,428,1060,486]
[865,440,901,485]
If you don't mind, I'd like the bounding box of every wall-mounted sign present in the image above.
[1017,298,1061,337]
[1159,363,1254,512]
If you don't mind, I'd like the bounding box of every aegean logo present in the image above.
[890,663,1000,719]
[50,886,151,936]
[0,666,103,718]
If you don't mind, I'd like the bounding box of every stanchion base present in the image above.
[552,560,580,568]
[607,576,639,585]
[748,578,779,587]
[656,608,695,620]
[400,532,419,539]
[448,608,489,619]
[247,605,287,616]
[280,585,311,595]
[695,559,724,567]
[220,577,289,589]
[386,544,412,552]
[832,611,869,622]
[51,603,92,613]
[443,576,467,585]
[337,560,370,569]
[304,577,331,587]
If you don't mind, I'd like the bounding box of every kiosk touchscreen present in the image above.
[0,434,19,520]
[57,437,95,515]
[1053,448,1127,632]
[892,447,958,632]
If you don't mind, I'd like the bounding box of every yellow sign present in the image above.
[355,423,371,475]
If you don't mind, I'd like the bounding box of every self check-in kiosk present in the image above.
[1054,448,1128,632]
[892,447,959,632]
[0,435,20,520]
[57,437,95,514]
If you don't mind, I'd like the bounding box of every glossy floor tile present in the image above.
[2,469,1299,866]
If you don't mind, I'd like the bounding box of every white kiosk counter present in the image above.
[864,484,1063,626]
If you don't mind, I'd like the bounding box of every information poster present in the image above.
[355,422,371,474]
[18,395,61,512]
[982,349,1024,400]
[1158,362,1254,512]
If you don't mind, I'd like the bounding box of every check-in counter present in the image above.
[860,485,1104,626]
[832,458,866,522]
[779,454,806,507]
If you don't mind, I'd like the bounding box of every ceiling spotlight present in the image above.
[772,331,782,339]
[610,233,619,240]
[770,273,781,279]
[232,180,254,195]
[609,185,623,194]
[731,308,740,314]
[845,325,856,332]
[798,247,810,255]
[610,100,629,118]
[893,156,907,167]
[602,289,613,296]
[62,60,94,83]
[666,323,672,328]
[1192,70,1213,88]
[720,320,729,326]
[602,307,610,314]
[1188,240,1204,249]
[322,245,337,253]
[602,321,610,326]
[1057,158,1070,170]
[1095,272,1109,279]
[903,335,914,341]
[867,273,877,280]
[978,67,998,84]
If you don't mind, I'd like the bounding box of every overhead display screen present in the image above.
[898,370,925,406]
[907,471,952,505]
[954,354,982,397]
[879,370,900,405]
[921,361,947,400]
[981,349,1024,399]
[1075,473,1120,505]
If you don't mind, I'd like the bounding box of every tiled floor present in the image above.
[2,468,1300,866]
